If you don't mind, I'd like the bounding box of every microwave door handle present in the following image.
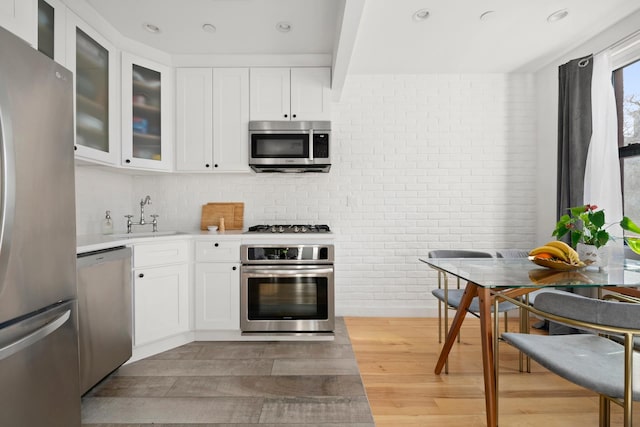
[309,129,314,161]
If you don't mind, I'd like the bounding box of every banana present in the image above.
[544,240,581,265]
[529,245,569,262]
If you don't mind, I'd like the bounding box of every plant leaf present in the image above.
[570,205,587,217]
[570,231,582,248]
[621,216,640,234]
[595,230,609,248]
[590,210,605,228]
[552,223,570,238]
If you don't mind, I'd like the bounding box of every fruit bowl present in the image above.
[528,256,585,271]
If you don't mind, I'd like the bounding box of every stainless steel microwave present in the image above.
[248,121,331,173]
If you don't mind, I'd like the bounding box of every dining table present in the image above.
[419,255,640,427]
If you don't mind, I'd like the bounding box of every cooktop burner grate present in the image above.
[247,224,331,233]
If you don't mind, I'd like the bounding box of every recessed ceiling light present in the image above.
[143,23,160,34]
[276,22,292,33]
[547,9,569,23]
[202,23,216,33]
[479,10,496,21]
[413,9,430,22]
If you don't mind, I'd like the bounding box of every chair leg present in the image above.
[455,277,461,344]
[599,395,610,427]
[437,272,443,344]
[503,311,508,333]
[437,300,442,343]
[443,273,450,373]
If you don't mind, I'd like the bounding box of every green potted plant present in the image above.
[552,204,609,266]
[553,204,609,247]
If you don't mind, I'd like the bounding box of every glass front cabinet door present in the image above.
[37,0,66,65]
[121,52,173,171]
[67,12,119,165]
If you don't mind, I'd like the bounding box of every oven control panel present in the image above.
[241,244,334,264]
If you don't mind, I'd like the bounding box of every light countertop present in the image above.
[77,229,334,254]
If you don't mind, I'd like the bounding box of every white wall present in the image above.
[534,10,640,245]
[76,73,538,316]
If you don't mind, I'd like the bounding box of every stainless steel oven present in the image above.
[240,244,334,334]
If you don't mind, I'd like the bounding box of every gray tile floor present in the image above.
[82,318,374,426]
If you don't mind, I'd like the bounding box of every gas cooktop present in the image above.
[247,224,331,234]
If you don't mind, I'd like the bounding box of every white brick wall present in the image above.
[75,73,538,317]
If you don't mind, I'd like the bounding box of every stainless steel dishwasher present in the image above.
[77,246,132,395]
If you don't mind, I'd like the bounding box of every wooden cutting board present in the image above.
[200,202,244,230]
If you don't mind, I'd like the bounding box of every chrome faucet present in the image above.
[138,196,151,225]
[125,195,159,233]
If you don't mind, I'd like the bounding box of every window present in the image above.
[614,59,640,222]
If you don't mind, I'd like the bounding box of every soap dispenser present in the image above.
[102,210,114,235]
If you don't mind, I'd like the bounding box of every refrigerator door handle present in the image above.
[0,309,70,362]
[0,90,17,295]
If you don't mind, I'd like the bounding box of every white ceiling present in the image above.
[350,0,640,73]
[85,0,340,55]
[85,0,640,73]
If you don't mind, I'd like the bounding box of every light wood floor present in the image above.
[345,317,640,427]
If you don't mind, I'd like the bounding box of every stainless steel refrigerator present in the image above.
[0,26,80,425]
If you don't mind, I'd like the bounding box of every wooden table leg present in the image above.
[478,286,497,427]
[434,282,478,375]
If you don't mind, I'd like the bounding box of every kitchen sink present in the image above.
[110,231,185,238]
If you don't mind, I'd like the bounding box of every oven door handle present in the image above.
[241,266,333,276]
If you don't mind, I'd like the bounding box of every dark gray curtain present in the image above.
[556,55,593,221]
[552,55,594,334]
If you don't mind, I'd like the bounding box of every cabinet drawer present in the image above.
[195,240,240,262]
[134,240,189,268]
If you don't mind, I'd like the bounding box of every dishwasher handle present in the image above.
[77,246,130,268]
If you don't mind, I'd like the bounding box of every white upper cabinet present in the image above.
[0,0,36,46]
[249,68,291,120]
[250,67,331,121]
[290,67,331,121]
[121,52,173,171]
[176,67,250,173]
[176,68,213,171]
[66,11,120,165]
[212,68,250,172]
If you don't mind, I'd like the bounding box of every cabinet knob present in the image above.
[205,163,210,168]
[214,164,219,168]
[284,114,288,118]
[125,159,131,164]
[292,114,297,118]
[138,273,144,278]
[232,266,237,271]
[74,146,78,151]
[214,243,219,247]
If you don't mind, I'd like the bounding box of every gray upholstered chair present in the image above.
[502,291,640,426]
[429,250,518,373]
[495,249,530,259]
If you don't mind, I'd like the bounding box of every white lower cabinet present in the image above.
[132,240,190,346]
[195,263,239,330]
[194,239,241,330]
[134,263,189,345]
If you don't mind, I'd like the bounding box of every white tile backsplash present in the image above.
[75,165,134,235]
[75,73,538,316]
